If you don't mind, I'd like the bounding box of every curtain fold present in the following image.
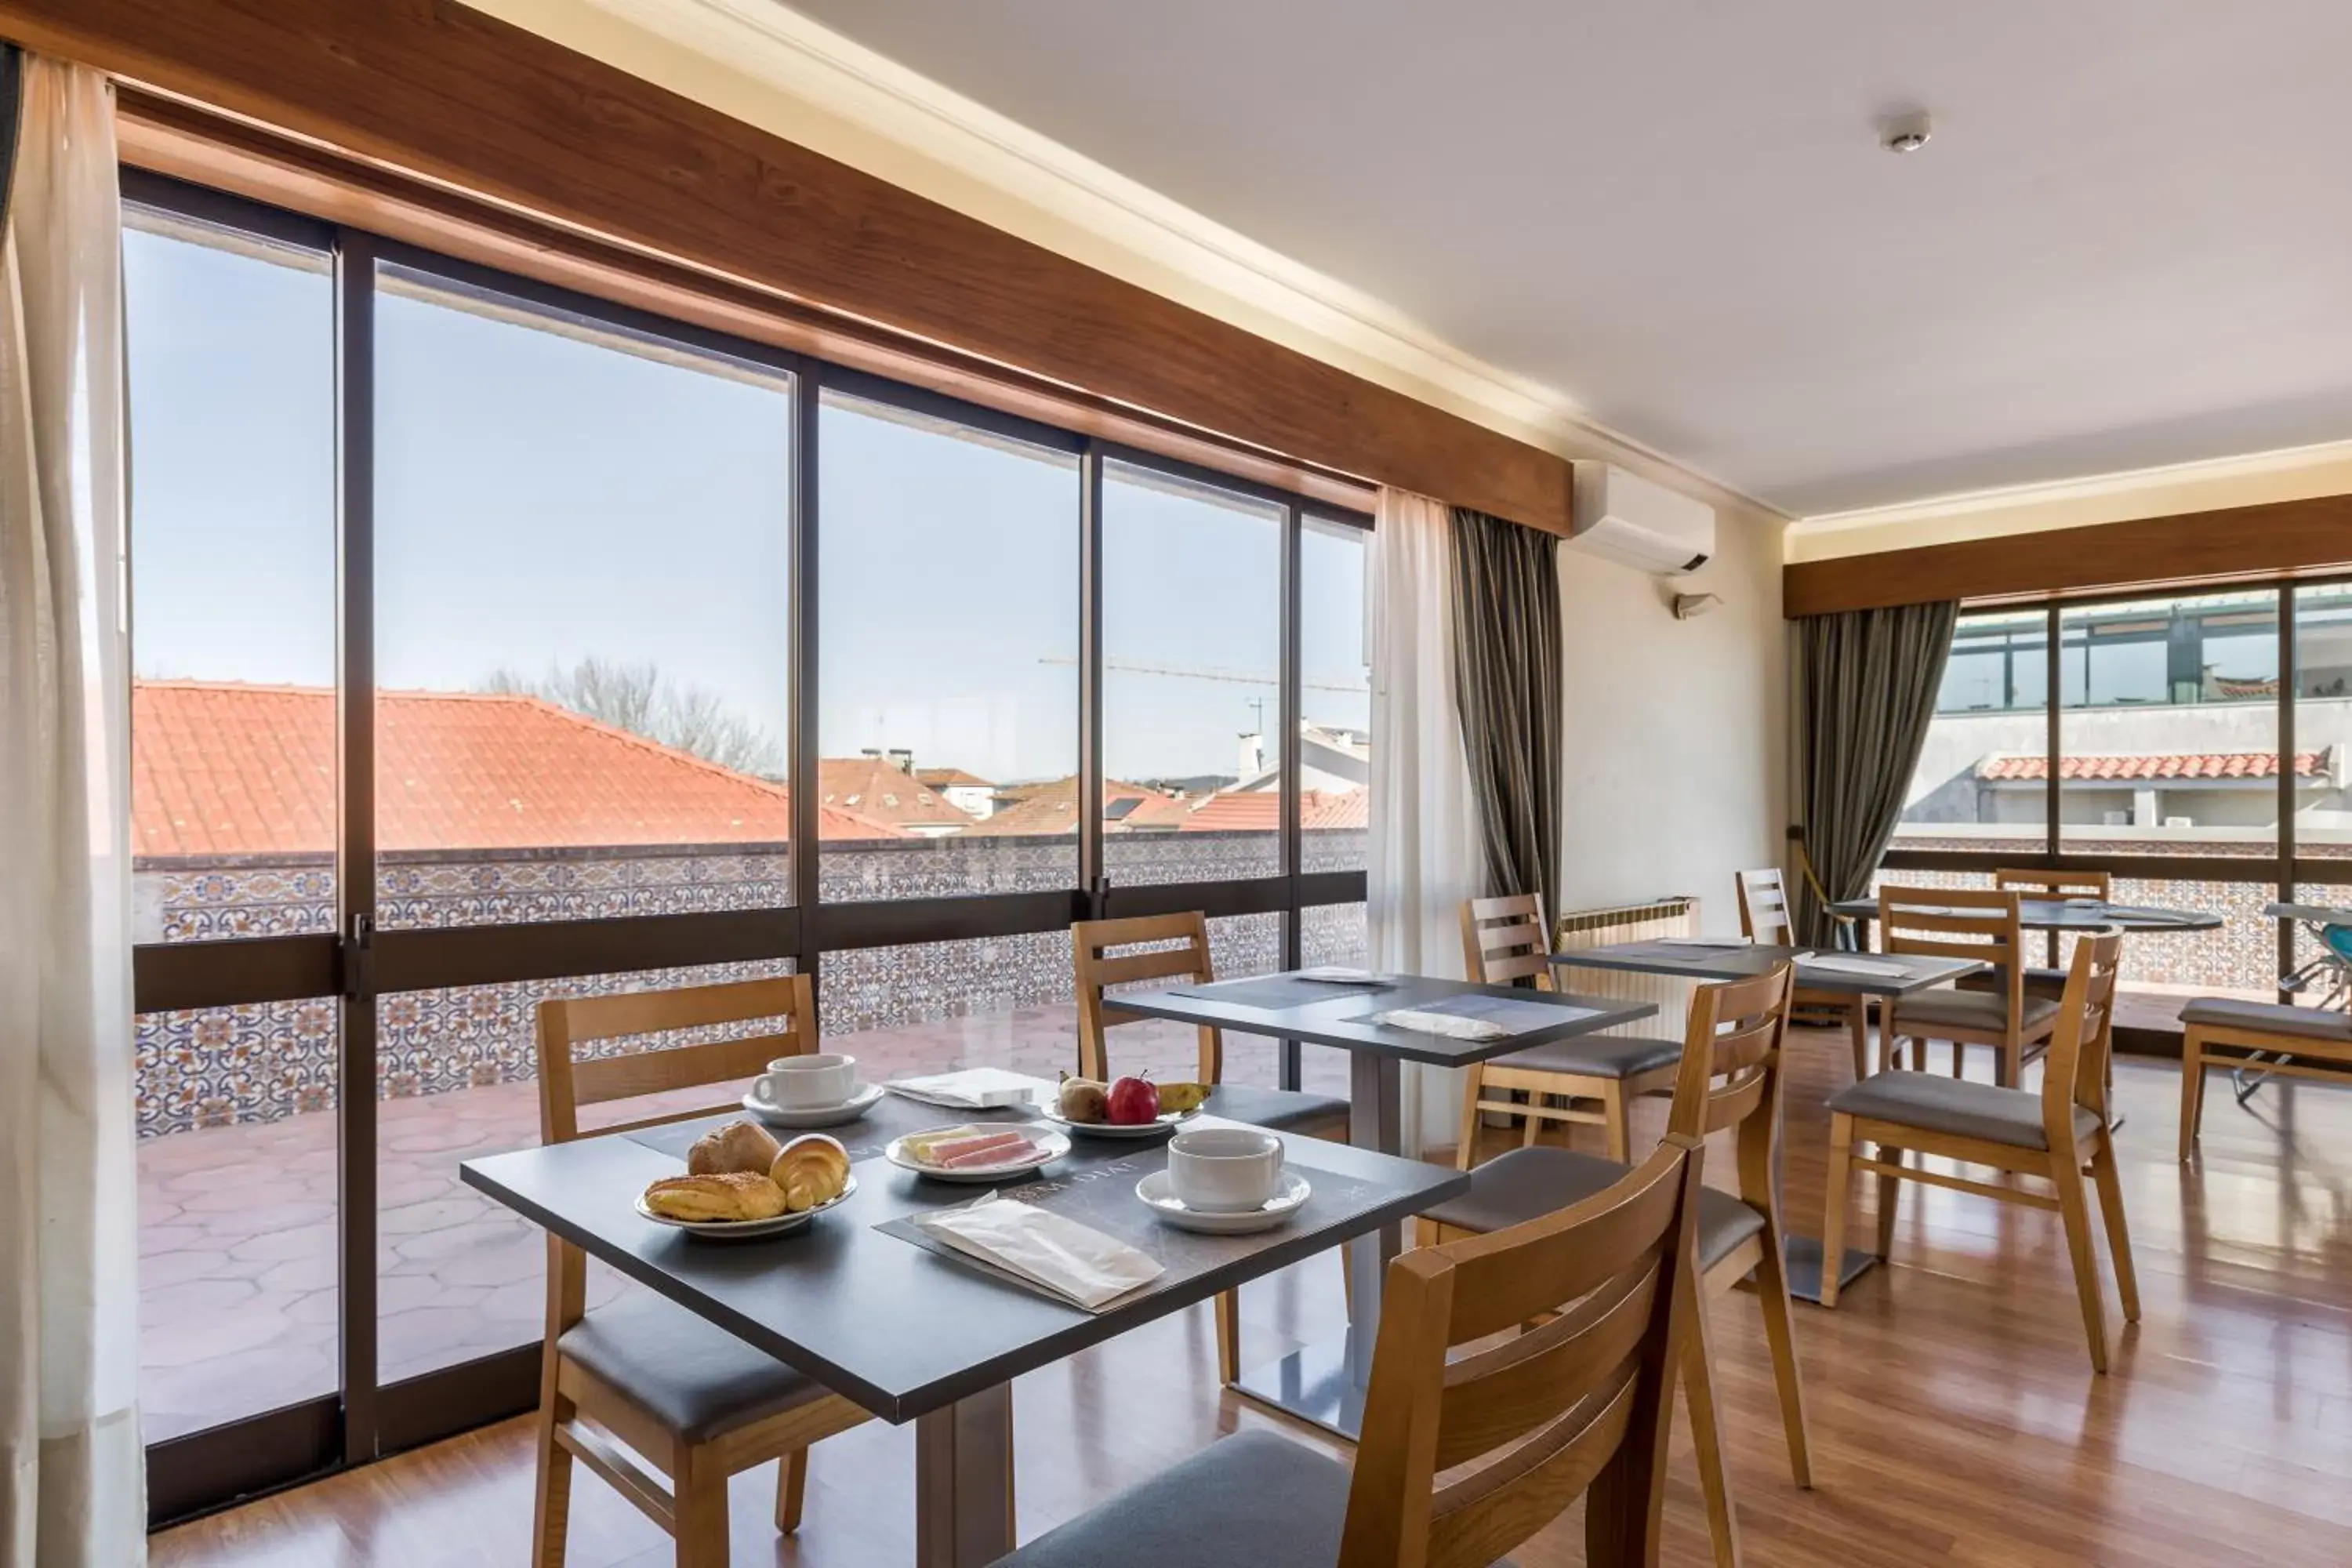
[1793,601,1959,944]
[0,55,146,1566]
[1367,490,1484,1153]
[1449,507,1563,920]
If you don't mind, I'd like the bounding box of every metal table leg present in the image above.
[1230,1051,1402,1439]
[915,1382,1014,1568]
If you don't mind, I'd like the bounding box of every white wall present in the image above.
[1553,503,1788,938]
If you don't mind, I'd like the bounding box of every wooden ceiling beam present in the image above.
[0,0,1574,533]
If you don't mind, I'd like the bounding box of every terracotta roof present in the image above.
[914,766,995,789]
[1173,789,1369,833]
[963,776,1168,836]
[1977,750,2321,782]
[818,756,977,831]
[133,680,899,857]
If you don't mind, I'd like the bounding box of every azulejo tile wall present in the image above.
[135,833,1368,1139]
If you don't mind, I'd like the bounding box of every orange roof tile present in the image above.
[1172,789,1368,833]
[132,680,899,856]
[818,756,978,831]
[1977,750,2320,783]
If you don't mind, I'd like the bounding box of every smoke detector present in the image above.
[1882,111,1933,154]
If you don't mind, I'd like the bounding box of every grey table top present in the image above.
[1550,940,1984,997]
[1832,895,2223,934]
[1107,971,1660,1063]
[459,1101,1464,1425]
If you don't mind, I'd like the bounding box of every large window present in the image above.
[1894,608,2047,850]
[122,174,1370,1520]
[373,263,797,929]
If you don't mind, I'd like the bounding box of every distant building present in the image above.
[819,750,978,837]
[915,765,999,820]
[1232,720,1370,796]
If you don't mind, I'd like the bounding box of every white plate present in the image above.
[742,1080,885,1127]
[1135,1169,1311,1234]
[887,1129,1070,1183]
[634,1174,858,1239]
[1036,1105,1202,1139]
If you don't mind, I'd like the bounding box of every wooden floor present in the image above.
[153,1028,2352,1566]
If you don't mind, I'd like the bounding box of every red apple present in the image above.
[1105,1075,1160,1126]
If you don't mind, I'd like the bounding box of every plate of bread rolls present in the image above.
[636,1121,858,1238]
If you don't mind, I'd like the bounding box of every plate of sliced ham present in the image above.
[886,1124,1071,1183]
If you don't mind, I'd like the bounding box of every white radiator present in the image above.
[1552,895,1700,1040]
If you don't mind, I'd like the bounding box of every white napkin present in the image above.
[1297,965,1381,983]
[884,1067,1053,1109]
[910,1193,1163,1311]
[1374,1008,1510,1041]
[1796,953,1909,978]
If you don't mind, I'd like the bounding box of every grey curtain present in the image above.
[1795,601,1959,942]
[1450,506,1563,920]
[0,44,19,231]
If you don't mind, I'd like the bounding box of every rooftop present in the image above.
[1976,750,2328,783]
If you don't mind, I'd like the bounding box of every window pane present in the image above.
[138,999,339,1443]
[1102,461,1284,885]
[378,960,792,1383]
[1894,609,2047,851]
[817,393,1079,898]
[373,267,795,928]
[2295,584,2352,869]
[2060,593,2278,856]
[1298,902,1366,1098]
[125,212,336,942]
[1300,517,1371,873]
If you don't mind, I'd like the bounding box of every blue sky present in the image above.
[123,220,1368,785]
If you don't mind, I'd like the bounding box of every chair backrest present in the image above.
[1460,892,1555,990]
[1734,868,1795,946]
[1994,866,2113,902]
[1072,912,1221,1084]
[1878,885,2028,1038]
[2042,927,2124,1142]
[1664,963,1794,1223]
[1341,1133,1704,1568]
[535,973,818,1337]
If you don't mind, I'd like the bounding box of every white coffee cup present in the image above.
[758,1052,859,1109]
[1166,1128,1285,1213]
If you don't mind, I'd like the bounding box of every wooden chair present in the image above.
[1877,885,2058,1087]
[530,975,873,1568]
[991,1134,1708,1568]
[1820,931,2140,1372]
[2179,996,2352,1160]
[1955,867,2116,1002]
[1420,964,1809,1568]
[1454,892,1682,1164]
[1737,866,1872,1080]
[1073,912,1351,1384]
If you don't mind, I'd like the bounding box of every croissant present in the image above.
[771,1134,852,1212]
[644,1171,789,1223]
[687,1120,782,1177]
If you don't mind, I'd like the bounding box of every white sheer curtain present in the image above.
[0,56,145,1567]
[1366,489,1483,1154]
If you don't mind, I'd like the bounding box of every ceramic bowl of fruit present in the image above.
[1039,1073,1209,1138]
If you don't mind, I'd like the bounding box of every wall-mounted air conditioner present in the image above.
[1570,463,1716,575]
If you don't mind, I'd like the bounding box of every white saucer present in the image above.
[1036,1105,1203,1139]
[886,1129,1070,1183]
[635,1174,858,1239]
[1134,1169,1311,1234]
[743,1081,885,1127]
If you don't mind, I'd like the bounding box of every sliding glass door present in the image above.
[120,169,1371,1523]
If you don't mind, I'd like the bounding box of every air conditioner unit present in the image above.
[1570,463,1716,575]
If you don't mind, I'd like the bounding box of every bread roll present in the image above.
[644,1171,788,1223]
[770,1133,851,1212]
[687,1120,782,1177]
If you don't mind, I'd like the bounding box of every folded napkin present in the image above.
[1796,953,1908,978]
[885,1067,1052,1109]
[1374,1008,1510,1042]
[910,1193,1163,1310]
[1297,965,1381,983]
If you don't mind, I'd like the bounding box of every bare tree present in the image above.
[484,657,784,777]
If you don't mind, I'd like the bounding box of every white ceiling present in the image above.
[777,0,2352,517]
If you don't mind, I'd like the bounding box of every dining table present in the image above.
[461,1086,1464,1568]
[1105,969,1657,1437]
[1831,893,2225,935]
[1548,938,1985,1304]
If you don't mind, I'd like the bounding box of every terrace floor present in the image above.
[138,1005,1352,1443]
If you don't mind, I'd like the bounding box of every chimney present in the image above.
[887,748,915,774]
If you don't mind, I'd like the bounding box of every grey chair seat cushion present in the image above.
[1889,988,2060,1037]
[1828,1070,2100,1151]
[1956,966,2070,999]
[991,1429,1350,1568]
[557,1290,832,1443]
[2181,996,2352,1043]
[1484,1032,1683,1081]
[1204,1083,1349,1132]
[1421,1147,1766,1272]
